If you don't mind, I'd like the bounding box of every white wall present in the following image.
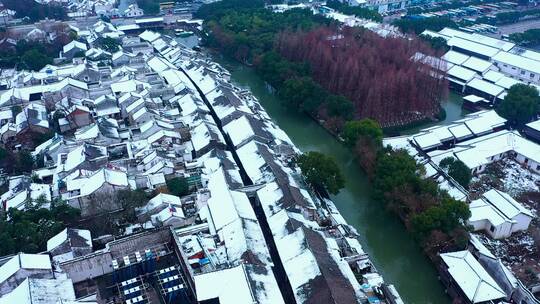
[511,214,533,233]
[515,153,540,173]
[469,218,513,239]
[494,61,540,85]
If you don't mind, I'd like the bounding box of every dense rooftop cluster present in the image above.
[0,17,403,304]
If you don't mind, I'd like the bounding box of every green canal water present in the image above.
[214,56,463,304]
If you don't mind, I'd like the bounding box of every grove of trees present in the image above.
[340,120,471,254]
[96,37,121,53]
[167,177,191,197]
[392,17,457,34]
[199,0,447,129]
[496,84,539,126]
[0,199,81,255]
[0,39,65,71]
[276,27,447,127]
[510,28,540,47]
[2,0,67,21]
[477,9,540,25]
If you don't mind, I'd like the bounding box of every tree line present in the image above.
[392,16,458,34]
[0,38,69,71]
[199,1,447,130]
[344,119,471,255]
[477,8,540,25]
[509,28,540,47]
[325,0,382,22]
[2,0,67,22]
[198,3,357,131]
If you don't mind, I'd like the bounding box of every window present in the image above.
[521,70,525,75]
[490,225,495,232]
[531,73,535,78]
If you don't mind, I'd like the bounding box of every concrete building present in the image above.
[492,51,540,85]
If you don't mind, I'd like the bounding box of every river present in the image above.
[213,55,463,304]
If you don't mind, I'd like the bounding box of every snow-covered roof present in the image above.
[440,250,506,303]
[469,197,510,227]
[191,122,224,152]
[421,29,450,40]
[151,204,185,223]
[482,70,505,83]
[67,168,128,196]
[139,30,161,43]
[0,253,52,284]
[74,123,99,140]
[147,56,174,73]
[483,189,534,219]
[447,36,500,59]
[194,264,256,304]
[439,27,515,51]
[430,130,540,170]
[206,169,249,231]
[461,56,492,73]
[466,78,505,98]
[0,278,77,304]
[110,79,149,93]
[0,109,12,120]
[526,119,540,132]
[15,103,49,130]
[47,228,92,252]
[460,110,506,135]
[494,76,522,90]
[469,234,496,259]
[223,115,255,148]
[139,193,181,214]
[236,141,271,183]
[63,40,87,54]
[442,50,470,65]
[413,132,442,150]
[493,51,540,74]
[135,17,163,24]
[447,65,477,82]
[463,95,487,104]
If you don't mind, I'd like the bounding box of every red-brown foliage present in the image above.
[276,26,448,127]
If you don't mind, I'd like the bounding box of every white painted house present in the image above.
[468,189,534,239]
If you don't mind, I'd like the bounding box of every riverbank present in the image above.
[213,54,453,304]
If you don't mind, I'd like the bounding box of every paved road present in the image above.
[498,18,540,35]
